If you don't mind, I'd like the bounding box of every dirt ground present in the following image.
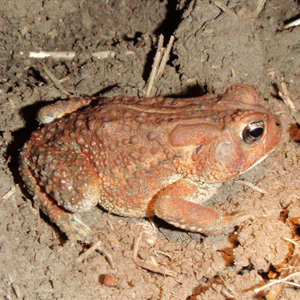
[1,0,300,299]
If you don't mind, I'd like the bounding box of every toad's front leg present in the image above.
[153,179,250,235]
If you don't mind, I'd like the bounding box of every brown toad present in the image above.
[19,84,282,243]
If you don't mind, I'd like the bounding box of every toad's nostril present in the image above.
[276,121,281,127]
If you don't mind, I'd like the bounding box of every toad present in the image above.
[19,84,281,245]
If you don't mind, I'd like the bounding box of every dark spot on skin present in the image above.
[195,145,203,154]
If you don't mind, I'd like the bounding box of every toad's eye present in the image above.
[242,120,265,143]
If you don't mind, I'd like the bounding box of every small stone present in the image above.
[99,273,118,287]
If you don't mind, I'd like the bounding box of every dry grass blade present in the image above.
[254,239,300,298]
[254,272,300,295]
[235,180,268,194]
[157,35,175,78]
[253,0,267,18]
[77,240,103,262]
[145,35,164,97]
[145,35,175,97]
[279,82,296,112]
[77,239,114,268]
[92,51,116,59]
[2,186,16,200]
[279,18,300,30]
[42,65,71,96]
[211,0,239,20]
[29,51,76,59]
[133,231,176,277]
[23,50,134,59]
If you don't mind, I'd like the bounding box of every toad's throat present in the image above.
[240,152,271,174]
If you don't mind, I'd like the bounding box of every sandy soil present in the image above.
[1,0,300,299]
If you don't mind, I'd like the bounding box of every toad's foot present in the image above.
[207,211,253,235]
[34,193,114,266]
[227,211,254,226]
[37,97,95,124]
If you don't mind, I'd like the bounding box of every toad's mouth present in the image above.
[240,149,274,174]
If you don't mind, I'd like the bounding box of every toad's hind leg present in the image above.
[20,150,101,242]
[20,150,113,265]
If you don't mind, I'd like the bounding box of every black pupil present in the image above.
[243,120,265,143]
[249,127,263,138]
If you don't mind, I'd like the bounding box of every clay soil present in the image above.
[1,0,300,299]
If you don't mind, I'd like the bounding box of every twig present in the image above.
[145,35,164,97]
[211,0,239,20]
[42,65,71,95]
